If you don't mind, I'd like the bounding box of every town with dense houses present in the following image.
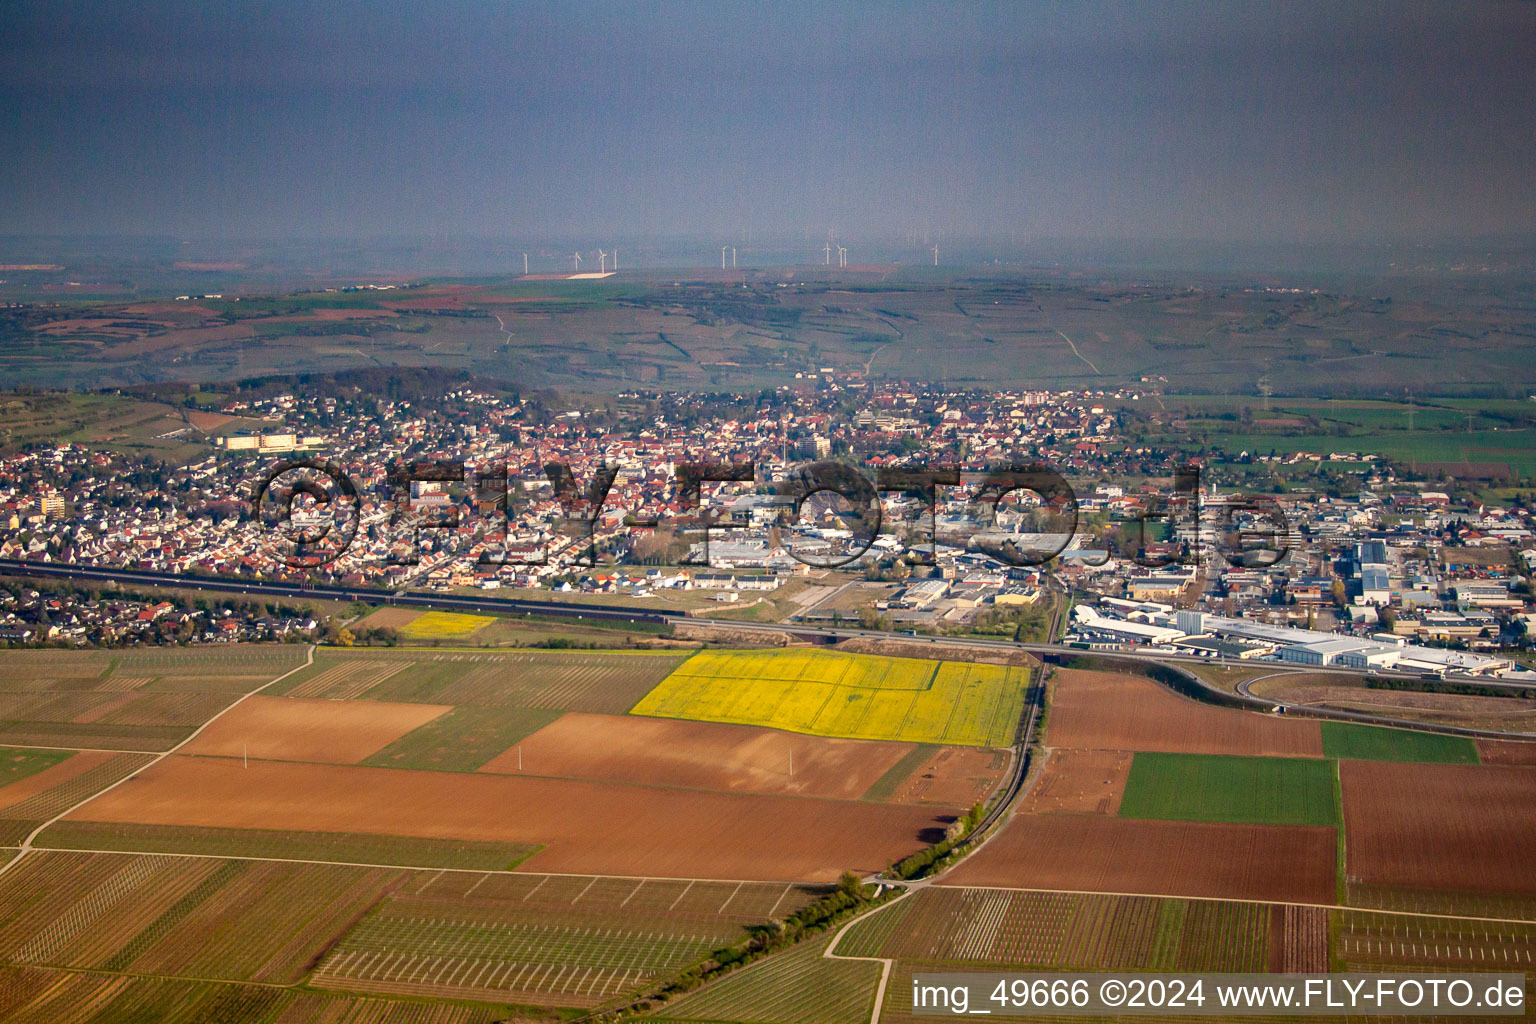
[2,381,1533,680]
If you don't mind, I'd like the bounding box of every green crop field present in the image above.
[362,705,562,771]
[630,649,1027,747]
[0,746,71,787]
[1320,722,1479,763]
[1118,752,1339,827]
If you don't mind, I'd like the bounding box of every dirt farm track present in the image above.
[61,754,947,882]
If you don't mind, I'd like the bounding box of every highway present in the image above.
[4,557,1532,741]
[0,558,676,627]
[0,557,1264,665]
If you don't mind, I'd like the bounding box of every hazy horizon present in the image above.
[3,1,1534,246]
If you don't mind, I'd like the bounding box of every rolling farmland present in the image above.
[822,886,1531,1023]
[1476,738,1536,765]
[1333,907,1536,972]
[317,912,725,1006]
[1020,748,1132,814]
[2,637,1531,1019]
[58,754,946,881]
[0,847,826,1016]
[0,645,308,750]
[631,649,1027,747]
[0,751,157,846]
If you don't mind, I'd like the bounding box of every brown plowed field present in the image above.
[1340,760,1536,894]
[352,607,423,631]
[1020,749,1132,815]
[1046,669,1324,756]
[1476,738,1536,765]
[478,713,913,801]
[941,813,1337,904]
[180,696,452,764]
[888,747,1010,807]
[65,755,943,882]
[0,751,114,813]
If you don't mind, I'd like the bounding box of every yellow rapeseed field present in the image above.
[629,648,1027,747]
[397,611,496,639]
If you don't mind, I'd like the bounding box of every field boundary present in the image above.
[23,838,841,886]
[0,643,317,880]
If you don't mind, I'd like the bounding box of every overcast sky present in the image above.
[2,1,1533,243]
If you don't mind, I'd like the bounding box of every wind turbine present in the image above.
[598,249,607,273]
[823,243,831,265]
[721,246,728,270]
[612,248,618,270]
[837,246,847,268]
[572,252,581,271]
[932,244,939,266]
[731,247,737,268]
[522,253,528,275]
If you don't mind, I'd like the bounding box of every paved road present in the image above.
[1235,668,1536,741]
